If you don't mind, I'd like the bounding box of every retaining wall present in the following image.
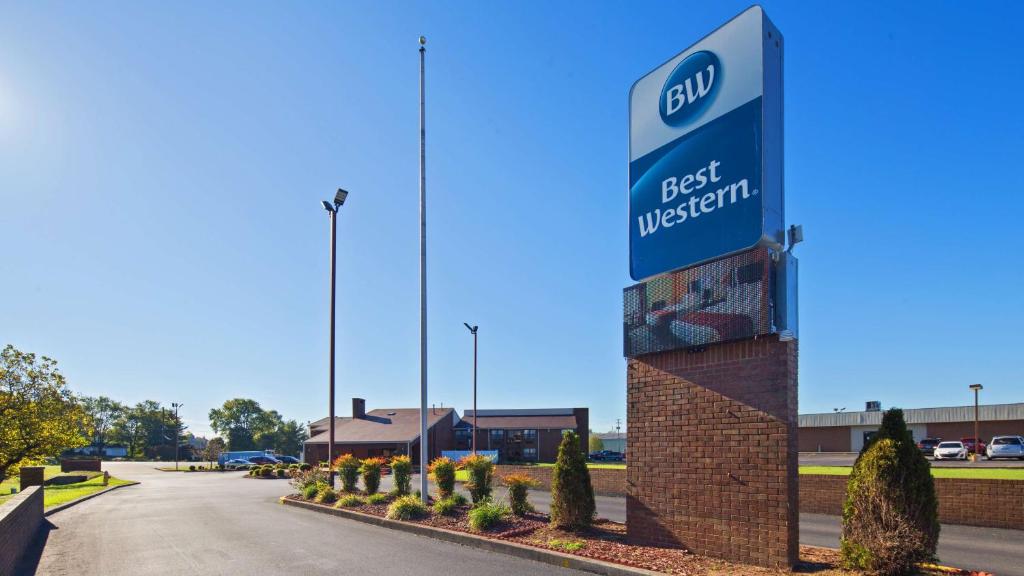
[0,486,43,575]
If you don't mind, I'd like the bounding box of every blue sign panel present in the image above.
[629,6,784,281]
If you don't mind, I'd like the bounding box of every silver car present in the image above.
[985,436,1024,460]
[933,441,967,460]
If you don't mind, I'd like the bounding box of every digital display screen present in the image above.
[624,247,773,357]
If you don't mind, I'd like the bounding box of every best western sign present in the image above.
[629,6,784,281]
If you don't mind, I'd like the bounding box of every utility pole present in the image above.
[172,402,183,471]
[418,35,429,503]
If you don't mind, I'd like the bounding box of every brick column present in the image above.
[19,466,45,491]
[626,335,798,568]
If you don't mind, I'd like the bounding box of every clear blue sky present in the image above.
[2,1,1022,438]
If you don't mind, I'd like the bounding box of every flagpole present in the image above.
[418,35,429,503]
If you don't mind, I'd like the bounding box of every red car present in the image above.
[961,437,987,454]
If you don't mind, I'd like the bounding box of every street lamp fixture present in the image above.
[464,323,478,454]
[323,188,349,486]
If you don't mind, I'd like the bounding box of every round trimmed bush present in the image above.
[459,454,494,504]
[275,468,287,478]
[390,455,412,496]
[429,457,456,499]
[333,454,361,493]
[502,473,539,516]
[299,463,312,472]
[360,457,385,495]
[188,465,196,471]
[386,495,428,520]
[259,466,273,477]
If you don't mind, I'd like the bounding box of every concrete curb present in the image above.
[44,481,140,516]
[280,496,658,576]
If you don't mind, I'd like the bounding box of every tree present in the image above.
[209,398,275,451]
[204,437,226,468]
[80,395,126,457]
[588,432,604,453]
[550,430,595,530]
[0,345,88,479]
[841,408,939,574]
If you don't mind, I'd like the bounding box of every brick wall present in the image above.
[20,466,45,490]
[61,459,101,472]
[495,465,626,496]
[799,474,1024,530]
[627,336,799,569]
[0,485,43,575]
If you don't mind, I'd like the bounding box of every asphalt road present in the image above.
[21,462,1024,576]
[20,462,580,576]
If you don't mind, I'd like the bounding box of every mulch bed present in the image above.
[287,493,992,576]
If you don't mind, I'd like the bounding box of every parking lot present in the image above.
[800,452,1024,468]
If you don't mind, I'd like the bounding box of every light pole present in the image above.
[418,34,429,503]
[323,188,349,487]
[464,323,478,455]
[969,383,983,462]
[172,402,183,471]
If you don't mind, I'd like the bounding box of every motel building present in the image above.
[303,398,589,464]
[799,401,1024,453]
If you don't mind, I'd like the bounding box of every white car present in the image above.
[985,436,1024,460]
[933,441,968,460]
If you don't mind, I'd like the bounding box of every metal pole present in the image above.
[173,403,181,471]
[329,207,337,486]
[974,388,979,461]
[418,36,429,502]
[473,328,478,455]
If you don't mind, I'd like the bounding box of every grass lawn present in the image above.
[799,465,1024,480]
[42,475,134,508]
[1,468,134,508]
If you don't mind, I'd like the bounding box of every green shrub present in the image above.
[390,454,413,496]
[459,454,494,504]
[841,408,939,575]
[386,495,428,520]
[549,430,595,530]
[360,457,385,495]
[301,482,322,500]
[549,539,585,552]
[259,466,273,477]
[502,473,538,516]
[289,463,299,469]
[468,499,509,531]
[275,468,287,478]
[314,485,338,504]
[336,494,364,508]
[366,493,390,505]
[299,463,312,471]
[333,454,361,493]
[188,465,196,471]
[291,467,329,495]
[429,456,457,499]
[249,468,257,476]
[432,494,466,516]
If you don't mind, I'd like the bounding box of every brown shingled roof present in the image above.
[306,408,453,444]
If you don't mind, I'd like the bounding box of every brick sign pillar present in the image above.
[626,335,798,568]
[19,466,45,491]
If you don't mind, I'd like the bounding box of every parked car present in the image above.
[589,450,625,462]
[934,441,968,460]
[917,437,942,456]
[985,436,1024,460]
[223,459,251,470]
[274,455,301,464]
[960,437,987,455]
[246,455,280,465]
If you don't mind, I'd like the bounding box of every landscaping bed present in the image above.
[284,492,847,575]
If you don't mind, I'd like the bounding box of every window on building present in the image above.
[523,429,537,442]
[490,429,505,442]
[510,430,523,442]
[523,447,537,460]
